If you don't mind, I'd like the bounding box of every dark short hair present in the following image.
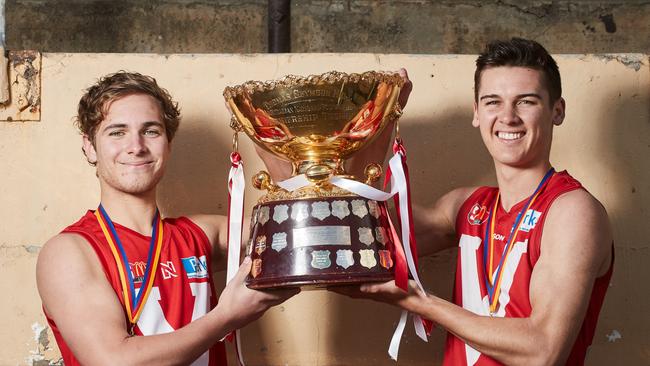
[474,38,562,103]
[76,71,180,146]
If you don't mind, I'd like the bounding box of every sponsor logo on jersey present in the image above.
[468,203,489,225]
[181,255,209,279]
[160,261,178,280]
[130,261,146,283]
[519,209,541,232]
[492,233,505,241]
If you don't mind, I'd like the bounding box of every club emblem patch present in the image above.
[251,259,262,278]
[378,250,393,269]
[467,203,489,225]
[255,235,267,254]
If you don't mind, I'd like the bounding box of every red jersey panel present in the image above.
[443,171,613,366]
[45,210,227,366]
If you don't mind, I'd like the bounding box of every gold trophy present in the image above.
[224,71,404,289]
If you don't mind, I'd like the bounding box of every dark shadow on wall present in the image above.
[583,63,650,365]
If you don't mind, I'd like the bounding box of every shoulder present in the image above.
[543,189,612,275]
[37,233,105,309]
[439,186,482,219]
[183,214,228,246]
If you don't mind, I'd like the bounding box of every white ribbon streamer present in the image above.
[226,160,245,285]
[226,158,246,366]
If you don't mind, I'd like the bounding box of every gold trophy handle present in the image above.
[364,163,383,185]
[252,171,280,193]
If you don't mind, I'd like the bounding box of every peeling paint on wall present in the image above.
[591,54,647,71]
[606,329,622,342]
[25,323,63,366]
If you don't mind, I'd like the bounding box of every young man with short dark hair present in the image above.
[340,38,613,366]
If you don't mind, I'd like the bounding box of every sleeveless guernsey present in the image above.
[443,171,613,366]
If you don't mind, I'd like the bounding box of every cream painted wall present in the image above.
[0,53,647,365]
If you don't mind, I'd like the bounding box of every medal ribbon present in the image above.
[94,204,163,332]
[483,168,555,314]
[225,151,246,366]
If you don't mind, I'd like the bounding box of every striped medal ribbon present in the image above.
[95,204,164,335]
[483,168,555,315]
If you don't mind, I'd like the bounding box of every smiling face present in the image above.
[83,93,171,196]
[473,66,565,170]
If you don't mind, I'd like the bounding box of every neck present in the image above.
[494,161,553,212]
[99,187,158,236]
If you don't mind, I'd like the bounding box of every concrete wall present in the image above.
[6,0,650,54]
[0,53,648,365]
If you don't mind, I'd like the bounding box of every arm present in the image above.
[355,189,612,365]
[415,187,476,256]
[186,214,233,272]
[37,234,297,366]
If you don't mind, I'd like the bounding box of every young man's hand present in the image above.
[215,257,300,331]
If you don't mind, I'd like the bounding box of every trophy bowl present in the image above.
[224,71,404,289]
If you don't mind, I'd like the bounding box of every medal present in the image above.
[95,204,164,335]
[483,168,555,314]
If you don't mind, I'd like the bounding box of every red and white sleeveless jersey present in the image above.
[443,171,613,366]
[45,210,227,366]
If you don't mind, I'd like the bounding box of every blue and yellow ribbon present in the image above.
[483,168,555,314]
[95,204,163,333]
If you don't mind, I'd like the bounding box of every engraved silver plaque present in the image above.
[311,201,331,221]
[358,227,375,246]
[352,199,369,218]
[359,249,377,269]
[271,232,288,252]
[375,227,388,245]
[258,206,270,225]
[311,250,332,269]
[367,200,381,219]
[336,249,355,269]
[331,200,351,220]
[293,226,351,248]
[273,204,289,224]
[291,202,310,222]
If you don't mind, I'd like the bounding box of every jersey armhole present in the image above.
[174,216,214,267]
[530,186,585,265]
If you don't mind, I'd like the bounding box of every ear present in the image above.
[82,135,97,164]
[472,101,480,128]
[552,97,566,126]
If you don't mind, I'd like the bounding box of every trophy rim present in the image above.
[222,70,404,100]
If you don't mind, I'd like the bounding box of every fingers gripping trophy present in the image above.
[223,71,427,298]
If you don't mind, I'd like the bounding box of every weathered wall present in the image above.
[0,53,648,365]
[6,0,650,54]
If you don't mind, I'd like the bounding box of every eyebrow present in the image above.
[479,93,543,101]
[102,121,164,133]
